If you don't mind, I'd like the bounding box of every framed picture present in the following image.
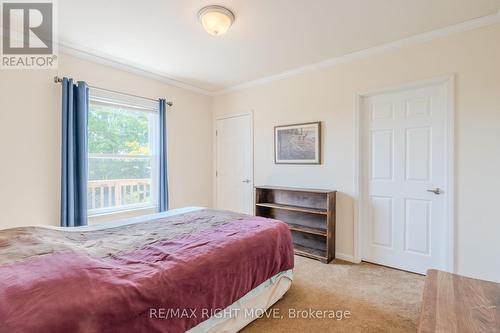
[274,122,321,164]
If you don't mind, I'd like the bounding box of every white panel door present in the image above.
[216,114,253,214]
[362,83,448,274]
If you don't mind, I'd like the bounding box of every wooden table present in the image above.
[418,269,500,333]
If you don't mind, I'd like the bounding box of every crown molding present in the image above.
[214,10,500,95]
[59,42,216,96]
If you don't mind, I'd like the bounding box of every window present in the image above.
[87,90,159,215]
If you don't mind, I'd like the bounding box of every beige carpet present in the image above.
[242,256,425,333]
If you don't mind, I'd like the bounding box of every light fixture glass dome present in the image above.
[198,5,235,36]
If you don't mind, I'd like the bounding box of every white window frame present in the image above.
[87,88,159,217]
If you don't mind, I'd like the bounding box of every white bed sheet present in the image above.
[188,270,293,333]
[41,206,204,231]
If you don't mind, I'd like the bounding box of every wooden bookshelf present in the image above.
[255,186,336,263]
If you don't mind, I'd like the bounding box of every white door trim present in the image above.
[213,111,254,210]
[353,75,455,273]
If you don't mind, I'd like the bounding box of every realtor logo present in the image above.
[1,0,57,68]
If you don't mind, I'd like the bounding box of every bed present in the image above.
[0,207,294,333]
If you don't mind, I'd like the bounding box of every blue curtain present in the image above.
[158,99,169,212]
[61,78,89,227]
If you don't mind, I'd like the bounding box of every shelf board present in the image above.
[256,185,334,194]
[288,223,327,236]
[294,245,327,261]
[256,202,327,215]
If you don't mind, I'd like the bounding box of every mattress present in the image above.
[0,207,294,333]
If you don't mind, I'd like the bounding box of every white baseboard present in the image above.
[335,252,356,263]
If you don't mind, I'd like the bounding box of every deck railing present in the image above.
[88,179,151,210]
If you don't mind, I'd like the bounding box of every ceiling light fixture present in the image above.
[198,5,235,36]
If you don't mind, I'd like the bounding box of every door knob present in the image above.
[427,188,442,195]
[242,179,251,183]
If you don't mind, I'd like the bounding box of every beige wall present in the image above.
[0,53,213,229]
[213,23,500,282]
[0,23,499,282]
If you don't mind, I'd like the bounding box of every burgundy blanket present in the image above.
[0,209,294,333]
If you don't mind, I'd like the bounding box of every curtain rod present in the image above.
[53,76,173,107]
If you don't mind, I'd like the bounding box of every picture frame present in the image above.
[274,121,321,164]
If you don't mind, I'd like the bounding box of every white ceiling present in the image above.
[59,0,500,93]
